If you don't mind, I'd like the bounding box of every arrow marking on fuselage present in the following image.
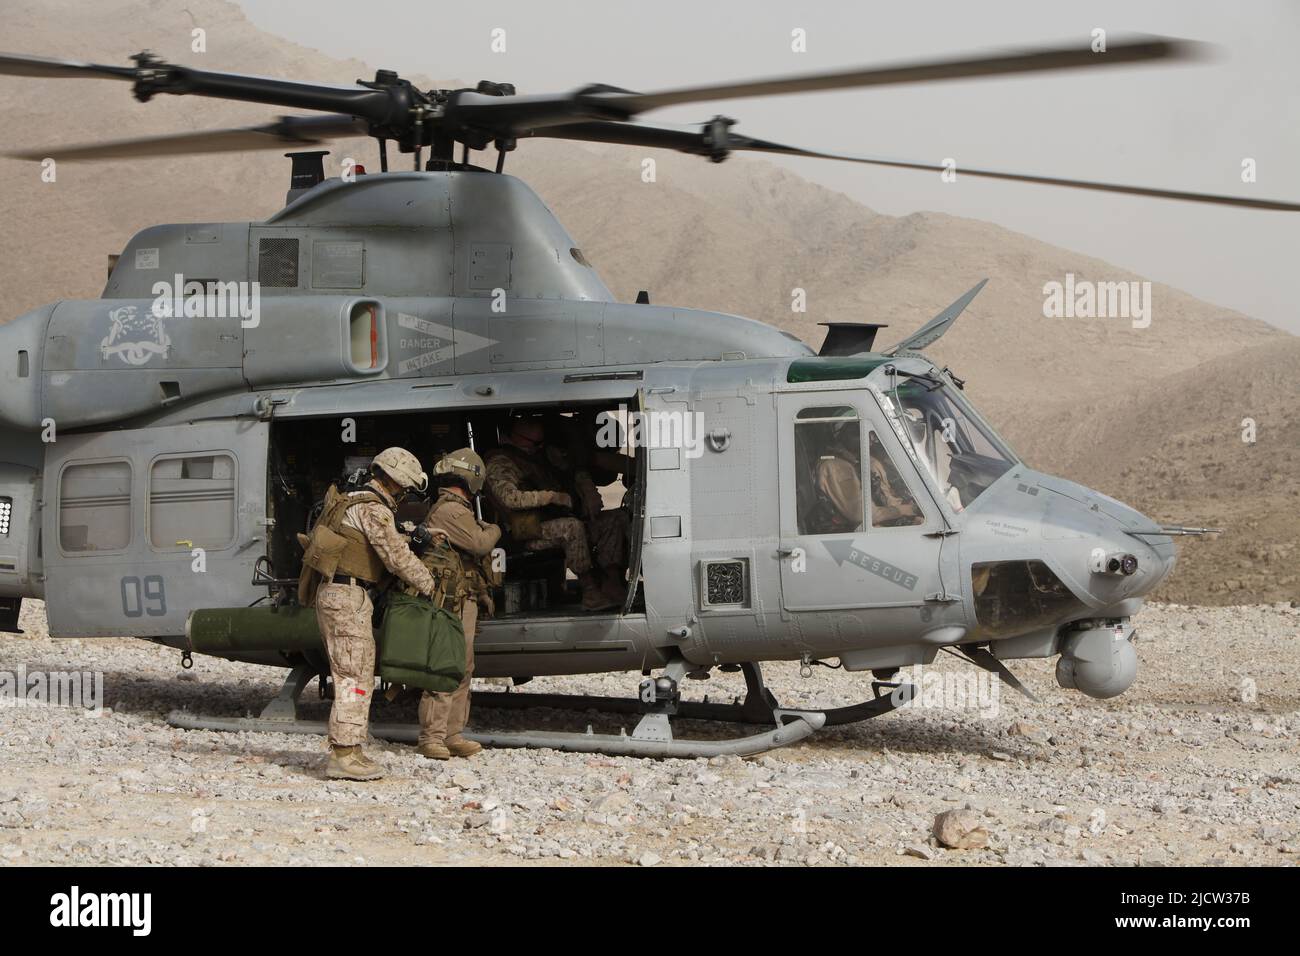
[396,313,496,373]
[822,539,919,591]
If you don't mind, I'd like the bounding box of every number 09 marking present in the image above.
[121,575,167,618]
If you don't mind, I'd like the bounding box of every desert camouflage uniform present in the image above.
[317,482,437,747]
[485,446,585,572]
[545,420,632,558]
[582,510,627,568]
[486,446,626,572]
[416,490,501,747]
[562,460,629,569]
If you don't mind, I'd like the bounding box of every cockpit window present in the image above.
[793,407,925,533]
[890,380,1015,511]
[794,406,862,535]
[868,434,924,527]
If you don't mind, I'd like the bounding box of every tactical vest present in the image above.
[486,444,567,542]
[305,484,391,584]
[467,551,504,600]
[404,491,499,609]
[403,534,465,610]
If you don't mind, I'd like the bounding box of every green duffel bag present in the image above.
[376,591,467,693]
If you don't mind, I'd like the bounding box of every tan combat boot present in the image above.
[352,748,381,774]
[579,572,617,611]
[326,745,385,781]
[417,741,452,760]
[446,735,483,758]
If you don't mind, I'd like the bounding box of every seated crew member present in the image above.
[804,423,920,532]
[484,417,618,612]
[816,451,864,532]
[543,411,632,605]
[805,417,864,533]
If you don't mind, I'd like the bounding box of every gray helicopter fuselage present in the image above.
[0,170,1175,698]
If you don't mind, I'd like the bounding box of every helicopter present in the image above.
[0,36,1293,758]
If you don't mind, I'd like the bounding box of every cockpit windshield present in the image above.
[887,379,1016,511]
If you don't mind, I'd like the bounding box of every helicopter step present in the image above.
[165,660,917,759]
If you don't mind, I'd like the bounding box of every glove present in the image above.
[548,491,573,509]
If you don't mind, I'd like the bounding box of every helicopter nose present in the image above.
[1093,494,1177,593]
[1084,520,1176,602]
[1032,474,1176,612]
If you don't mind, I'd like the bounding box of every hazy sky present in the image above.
[236,0,1299,334]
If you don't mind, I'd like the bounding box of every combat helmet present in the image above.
[433,447,486,494]
[371,447,429,493]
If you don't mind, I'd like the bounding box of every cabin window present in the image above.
[59,460,132,553]
[794,406,863,535]
[868,432,924,528]
[148,453,237,550]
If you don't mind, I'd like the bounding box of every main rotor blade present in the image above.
[5,114,368,162]
[750,143,1300,212]
[0,37,1209,151]
[0,51,403,125]
[590,36,1204,117]
[531,121,1300,212]
[458,35,1204,135]
[0,51,136,80]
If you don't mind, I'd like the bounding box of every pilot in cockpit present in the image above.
[803,414,922,533]
[816,448,864,533]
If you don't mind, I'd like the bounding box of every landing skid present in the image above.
[471,661,912,727]
[165,660,916,759]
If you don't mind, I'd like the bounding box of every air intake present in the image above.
[258,238,300,288]
[699,558,749,609]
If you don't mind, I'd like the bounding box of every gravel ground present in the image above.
[1,600,1297,867]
